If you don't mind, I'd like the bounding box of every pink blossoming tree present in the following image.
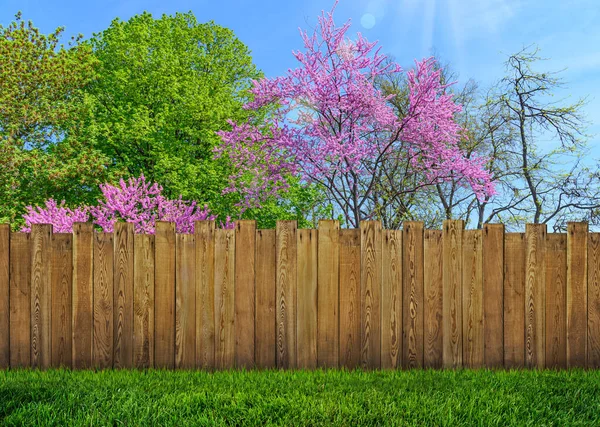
[22,174,233,233]
[215,2,495,227]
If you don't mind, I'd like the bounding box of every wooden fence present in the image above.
[0,219,598,370]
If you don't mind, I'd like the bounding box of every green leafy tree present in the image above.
[0,12,112,228]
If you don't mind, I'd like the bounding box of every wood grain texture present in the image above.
[424,230,443,369]
[403,222,424,369]
[175,233,195,369]
[0,225,9,368]
[361,221,382,369]
[339,229,361,369]
[546,233,567,369]
[134,234,154,369]
[483,224,504,368]
[255,229,276,369]
[195,221,215,370]
[276,221,297,369]
[567,222,588,368]
[297,228,318,369]
[381,229,401,369]
[504,233,525,368]
[442,220,463,369]
[462,230,484,368]
[113,222,134,369]
[235,220,256,369]
[589,233,600,368]
[215,228,235,369]
[73,222,94,369]
[50,233,72,368]
[155,222,176,369]
[525,224,546,368]
[31,224,52,369]
[10,232,31,367]
[317,220,339,368]
[93,232,114,369]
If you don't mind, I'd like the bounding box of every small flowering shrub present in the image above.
[21,174,233,234]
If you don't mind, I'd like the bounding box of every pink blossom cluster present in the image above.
[215,2,495,212]
[21,175,233,234]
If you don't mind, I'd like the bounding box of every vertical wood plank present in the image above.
[50,233,72,368]
[93,232,114,369]
[483,224,504,368]
[403,222,424,369]
[589,232,600,368]
[361,220,382,369]
[235,220,256,369]
[9,232,30,367]
[31,224,51,369]
[276,220,297,369]
[155,221,176,369]
[113,222,134,369]
[297,228,318,369]
[73,222,93,369]
[443,220,463,368]
[462,230,484,368]
[195,221,215,370]
[525,224,546,369]
[0,225,9,368]
[567,222,588,368]
[339,229,361,369]
[382,229,401,369]
[504,233,525,368]
[317,220,339,368]
[214,228,235,369]
[424,229,443,368]
[175,233,196,369]
[255,229,276,369]
[546,233,567,368]
[134,234,154,369]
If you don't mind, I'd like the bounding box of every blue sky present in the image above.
[2,0,599,155]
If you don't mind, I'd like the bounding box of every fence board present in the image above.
[134,234,154,369]
[0,225,9,368]
[424,230,443,368]
[176,233,196,369]
[255,229,276,369]
[113,223,134,369]
[195,221,215,370]
[339,229,361,369]
[402,222,424,369]
[276,221,297,369]
[504,233,525,368]
[93,232,114,369]
[317,220,339,368]
[297,229,318,369]
[50,233,72,368]
[546,233,567,368]
[570,222,591,368]
[463,230,484,368]
[31,224,52,369]
[235,220,256,369]
[155,222,176,369]
[443,220,463,369]
[567,222,588,367]
[361,221,382,369]
[10,232,30,367]
[589,233,600,368]
[73,222,94,369]
[483,224,504,368]
[525,224,546,368]
[382,229,401,369]
[215,228,235,369]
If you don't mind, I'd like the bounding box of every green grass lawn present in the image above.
[1,368,599,426]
